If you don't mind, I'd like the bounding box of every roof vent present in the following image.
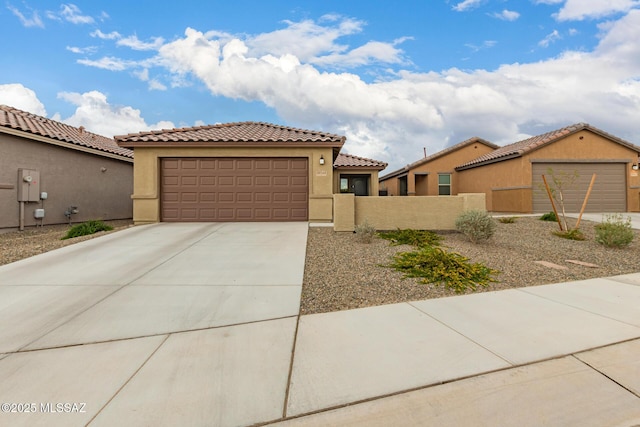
[78,126,85,134]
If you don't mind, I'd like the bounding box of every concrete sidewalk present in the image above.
[274,276,640,426]
[0,222,639,426]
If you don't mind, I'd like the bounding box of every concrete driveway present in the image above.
[1,220,639,426]
[0,222,307,427]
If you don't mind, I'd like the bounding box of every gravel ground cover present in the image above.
[0,220,134,267]
[301,216,640,314]
[2,217,638,317]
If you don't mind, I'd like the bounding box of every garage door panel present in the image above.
[532,163,626,213]
[255,176,271,186]
[181,160,198,169]
[181,193,197,202]
[199,193,215,202]
[200,176,215,185]
[237,193,253,202]
[219,193,234,202]
[161,158,308,222]
[237,176,253,186]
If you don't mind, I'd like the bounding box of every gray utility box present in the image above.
[17,169,40,202]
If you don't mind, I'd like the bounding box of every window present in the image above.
[438,174,451,195]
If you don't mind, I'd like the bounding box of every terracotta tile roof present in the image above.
[456,123,640,170]
[116,122,346,147]
[0,105,133,159]
[380,136,498,181]
[334,153,387,170]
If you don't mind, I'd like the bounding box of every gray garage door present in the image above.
[161,158,308,222]
[532,163,626,213]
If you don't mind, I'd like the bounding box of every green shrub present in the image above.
[540,212,557,222]
[498,217,517,224]
[388,246,498,293]
[354,220,376,244]
[455,210,496,243]
[552,229,585,241]
[595,214,634,248]
[377,229,442,248]
[62,220,113,240]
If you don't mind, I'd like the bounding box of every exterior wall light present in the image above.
[319,155,325,165]
[633,164,638,170]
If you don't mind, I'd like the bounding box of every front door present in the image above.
[340,175,370,196]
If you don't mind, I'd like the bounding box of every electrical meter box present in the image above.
[17,169,40,202]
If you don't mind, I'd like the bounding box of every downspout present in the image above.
[19,201,25,231]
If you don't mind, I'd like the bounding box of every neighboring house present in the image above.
[0,105,133,229]
[456,123,640,213]
[381,123,640,213]
[116,122,387,224]
[379,137,498,196]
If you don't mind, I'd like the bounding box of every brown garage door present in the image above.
[532,163,626,213]
[161,158,308,222]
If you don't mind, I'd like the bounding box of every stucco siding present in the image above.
[0,133,133,229]
[380,141,495,196]
[457,130,640,212]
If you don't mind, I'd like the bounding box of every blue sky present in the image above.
[1,1,639,171]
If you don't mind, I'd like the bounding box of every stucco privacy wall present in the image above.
[456,130,640,212]
[0,133,133,228]
[333,193,486,231]
[131,146,335,224]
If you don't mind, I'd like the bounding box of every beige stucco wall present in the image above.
[457,130,640,212]
[333,193,486,231]
[0,133,133,229]
[130,146,335,224]
[380,142,496,196]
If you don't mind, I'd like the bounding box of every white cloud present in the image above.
[0,84,47,115]
[491,9,520,21]
[148,79,167,91]
[66,45,97,54]
[554,0,640,21]
[91,29,121,40]
[77,56,135,71]
[149,10,640,170]
[452,0,484,12]
[7,4,44,28]
[117,35,165,51]
[57,90,174,136]
[60,12,640,170]
[58,4,94,24]
[465,40,497,52]
[538,29,562,47]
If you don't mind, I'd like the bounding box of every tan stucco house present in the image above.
[116,122,386,224]
[0,105,133,229]
[380,137,498,197]
[381,123,640,213]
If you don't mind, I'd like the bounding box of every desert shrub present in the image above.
[540,212,557,222]
[354,220,376,244]
[552,229,585,241]
[455,210,496,243]
[377,229,442,248]
[388,247,498,293]
[498,217,517,224]
[595,214,634,248]
[62,220,113,240]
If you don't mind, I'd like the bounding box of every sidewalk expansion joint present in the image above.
[86,334,171,425]
[282,313,301,418]
[13,315,299,353]
[572,354,640,399]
